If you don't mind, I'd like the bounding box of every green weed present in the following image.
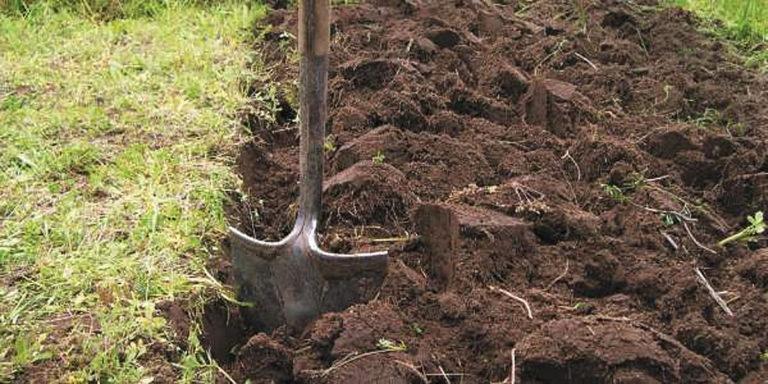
[376,338,408,352]
[691,108,723,128]
[372,150,386,165]
[718,211,765,246]
[688,108,747,136]
[661,212,681,226]
[600,173,646,203]
[323,134,337,153]
[601,183,628,202]
[410,323,424,336]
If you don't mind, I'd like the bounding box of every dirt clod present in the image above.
[230,334,293,383]
[414,203,459,291]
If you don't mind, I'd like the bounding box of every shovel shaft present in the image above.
[298,0,330,223]
[229,0,388,332]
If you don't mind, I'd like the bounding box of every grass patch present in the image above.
[0,1,265,381]
[1,0,263,19]
[670,0,768,68]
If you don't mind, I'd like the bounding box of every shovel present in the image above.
[229,0,388,332]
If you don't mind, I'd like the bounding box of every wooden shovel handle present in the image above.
[299,0,330,57]
[297,0,330,222]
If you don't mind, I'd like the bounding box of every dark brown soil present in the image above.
[219,0,768,382]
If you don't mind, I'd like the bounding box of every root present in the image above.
[544,259,569,291]
[573,52,598,71]
[694,267,735,317]
[489,285,534,319]
[683,222,718,255]
[560,149,582,181]
[304,349,401,378]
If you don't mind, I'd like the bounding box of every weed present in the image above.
[601,183,628,202]
[323,134,336,153]
[248,84,283,126]
[718,211,765,246]
[688,108,746,136]
[573,0,588,34]
[376,338,408,352]
[372,150,386,165]
[601,172,648,203]
[661,212,681,226]
[725,120,747,137]
[691,108,723,128]
[410,323,424,336]
[661,84,674,103]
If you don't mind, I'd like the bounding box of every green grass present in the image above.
[1,0,264,19]
[671,0,768,68]
[0,1,265,381]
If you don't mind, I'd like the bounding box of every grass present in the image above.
[0,0,263,19]
[0,1,266,381]
[670,0,768,68]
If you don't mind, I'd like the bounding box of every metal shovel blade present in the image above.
[228,0,388,332]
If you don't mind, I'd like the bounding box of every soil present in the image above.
[205,0,768,382]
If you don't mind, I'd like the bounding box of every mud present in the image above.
[219,0,768,382]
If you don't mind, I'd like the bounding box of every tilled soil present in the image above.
[203,0,768,382]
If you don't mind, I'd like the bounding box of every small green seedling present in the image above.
[661,84,673,103]
[376,338,407,352]
[661,212,680,227]
[601,173,648,203]
[372,151,385,165]
[601,183,628,202]
[323,135,336,153]
[624,172,648,191]
[410,323,424,336]
[692,108,722,129]
[761,351,768,362]
[718,211,765,246]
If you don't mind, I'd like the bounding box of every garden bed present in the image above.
[203,0,768,382]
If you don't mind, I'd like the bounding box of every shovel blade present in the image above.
[230,229,386,332]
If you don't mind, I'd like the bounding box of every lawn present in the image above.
[0,1,265,381]
[671,0,768,68]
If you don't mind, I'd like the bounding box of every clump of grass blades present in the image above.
[0,1,267,381]
[1,0,264,19]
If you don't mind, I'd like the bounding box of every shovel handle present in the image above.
[298,0,330,222]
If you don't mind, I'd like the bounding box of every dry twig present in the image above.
[510,348,516,384]
[560,149,582,181]
[694,268,734,317]
[438,365,452,384]
[305,349,400,378]
[544,259,569,291]
[574,52,598,70]
[660,231,679,250]
[394,360,428,384]
[683,222,718,255]
[489,285,534,319]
